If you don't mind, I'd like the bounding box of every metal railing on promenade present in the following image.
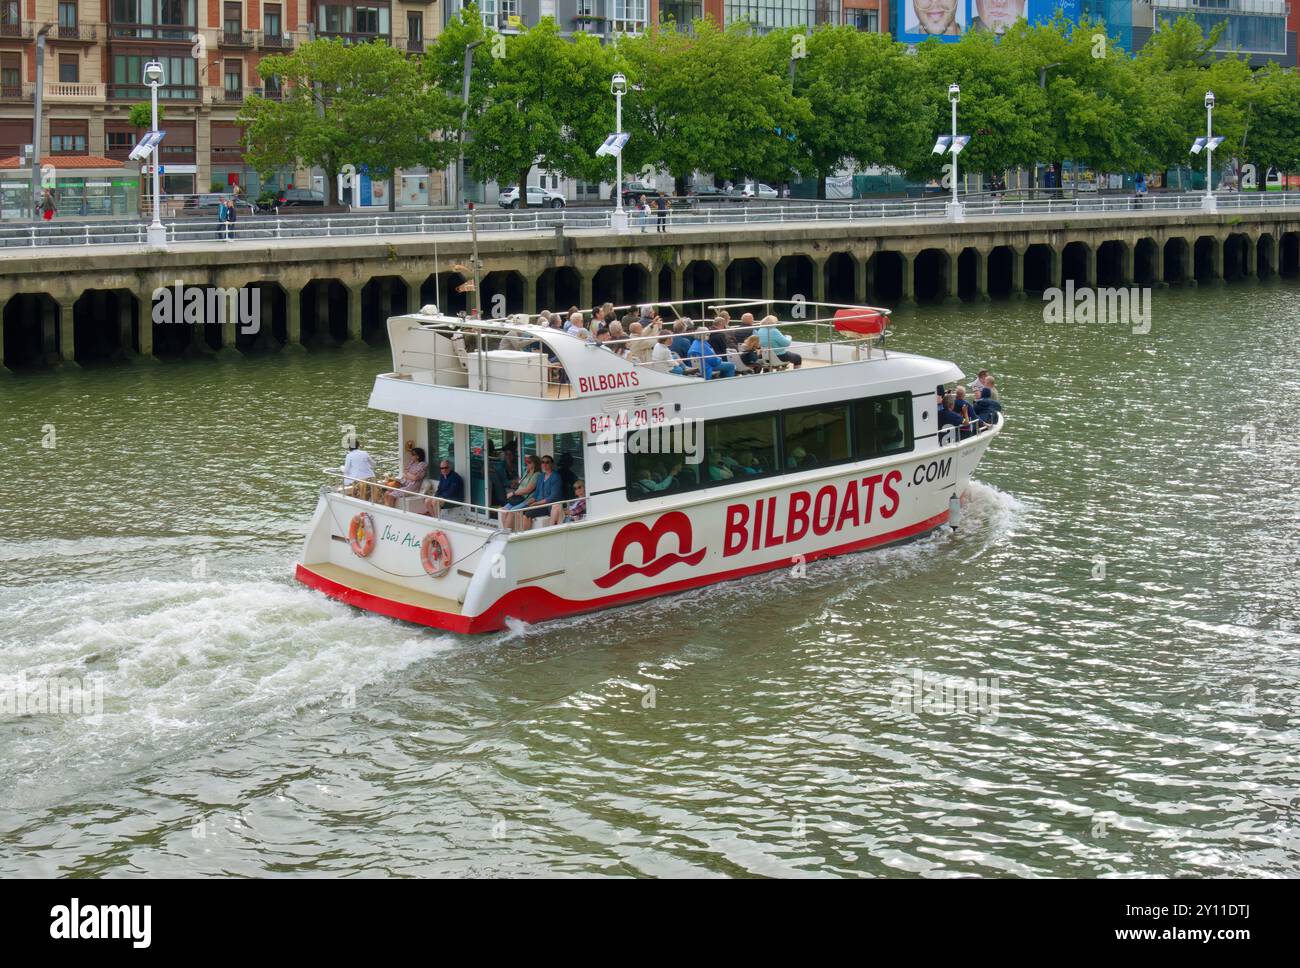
[3,192,1298,251]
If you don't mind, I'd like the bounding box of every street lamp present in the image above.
[948,83,963,222]
[143,60,166,246]
[1203,91,1216,213]
[611,72,628,233]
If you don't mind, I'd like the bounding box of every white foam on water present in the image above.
[0,574,455,808]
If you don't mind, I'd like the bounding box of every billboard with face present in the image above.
[896,0,1081,44]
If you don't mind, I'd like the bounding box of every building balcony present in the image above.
[259,31,294,50]
[222,87,245,103]
[44,81,106,101]
[0,21,33,40]
[52,23,98,42]
[0,83,28,101]
[220,29,256,48]
[107,82,203,101]
[108,22,197,42]
[402,37,424,52]
[316,31,390,45]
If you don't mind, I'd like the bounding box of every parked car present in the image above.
[620,180,659,205]
[184,193,260,216]
[498,185,567,209]
[276,188,327,208]
[739,182,778,200]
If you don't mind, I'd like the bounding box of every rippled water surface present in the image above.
[2,282,1298,877]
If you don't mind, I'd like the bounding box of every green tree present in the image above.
[239,38,453,206]
[128,103,163,129]
[778,26,929,199]
[1243,66,1300,177]
[619,20,808,195]
[462,19,618,206]
[905,29,1046,186]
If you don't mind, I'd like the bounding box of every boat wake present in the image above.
[0,572,453,809]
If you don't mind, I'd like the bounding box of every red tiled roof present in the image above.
[0,155,127,170]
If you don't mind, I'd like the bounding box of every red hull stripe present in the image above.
[296,510,949,634]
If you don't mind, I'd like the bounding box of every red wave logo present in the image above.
[594,511,707,588]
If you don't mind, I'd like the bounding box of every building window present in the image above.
[500,0,518,24]
[318,4,390,36]
[225,59,242,94]
[58,1,77,27]
[224,2,241,35]
[0,0,19,32]
[113,53,199,98]
[612,0,647,32]
[58,54,79,83]
[107,131,136,151]
[407,12,421,42]
[355,6,379,33]
[0,53,20,96]
[110,0,198,39]
[52,134,88,154]
[264,3,281,37]
[660,1,700,23]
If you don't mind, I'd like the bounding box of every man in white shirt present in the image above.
[565,312,584,335]
[342,438,377,498]
[969,369,993,399]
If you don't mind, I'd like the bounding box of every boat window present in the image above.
[782,403,851,471]
[625,427,702,498]
[553,431,585,498]
[703,413,780,484]
[427,419,455,467]
[852,393,913,460]
[623,391,914,502]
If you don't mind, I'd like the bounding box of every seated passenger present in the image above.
[973,386,1003,425]
[670,319,694,359]
[953,387,978,437]
[565,312,584,335]
[734,312,756,342]
[384,445,428,507]
[424,458,465,517]
[651,334,687,374]
[708,317,735,358]
[707,452,734,481]
[522,455,564,529]
[636,463,680,493]
[738,334,768,372]
[876,412,903,449]
[564,479,587,523]
[498,454,540,530]
[785,446,817,470]
[757,315,802,368]
[688,328,735,380]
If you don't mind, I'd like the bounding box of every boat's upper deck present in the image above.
[376,300,962,431]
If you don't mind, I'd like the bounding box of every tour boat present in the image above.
[294,299,1001,633]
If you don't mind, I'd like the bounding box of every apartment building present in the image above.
[0,1,440,199]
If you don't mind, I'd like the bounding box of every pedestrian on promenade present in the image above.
[224,194,238,240]
[655,192,669,233]
[40,189,57,222]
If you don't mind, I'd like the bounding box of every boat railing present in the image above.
[322,470,583,530]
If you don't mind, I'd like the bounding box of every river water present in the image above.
[1,282,1297,878]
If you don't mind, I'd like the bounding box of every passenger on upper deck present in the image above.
[735,312,757,341]
[938,393,964,444]
[739,334,770,373]
[565,312,584,336]
[757,315,802,368]
[689,327,735,380]
[708,317,738,358]
[670,320,693,359]
[651,334,687,374]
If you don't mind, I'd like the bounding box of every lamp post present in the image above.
[611,72,629,233]
[947,83,963,222]
[144,60,166,246]
[1203,91,1217,213]
[456,40,482,208]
